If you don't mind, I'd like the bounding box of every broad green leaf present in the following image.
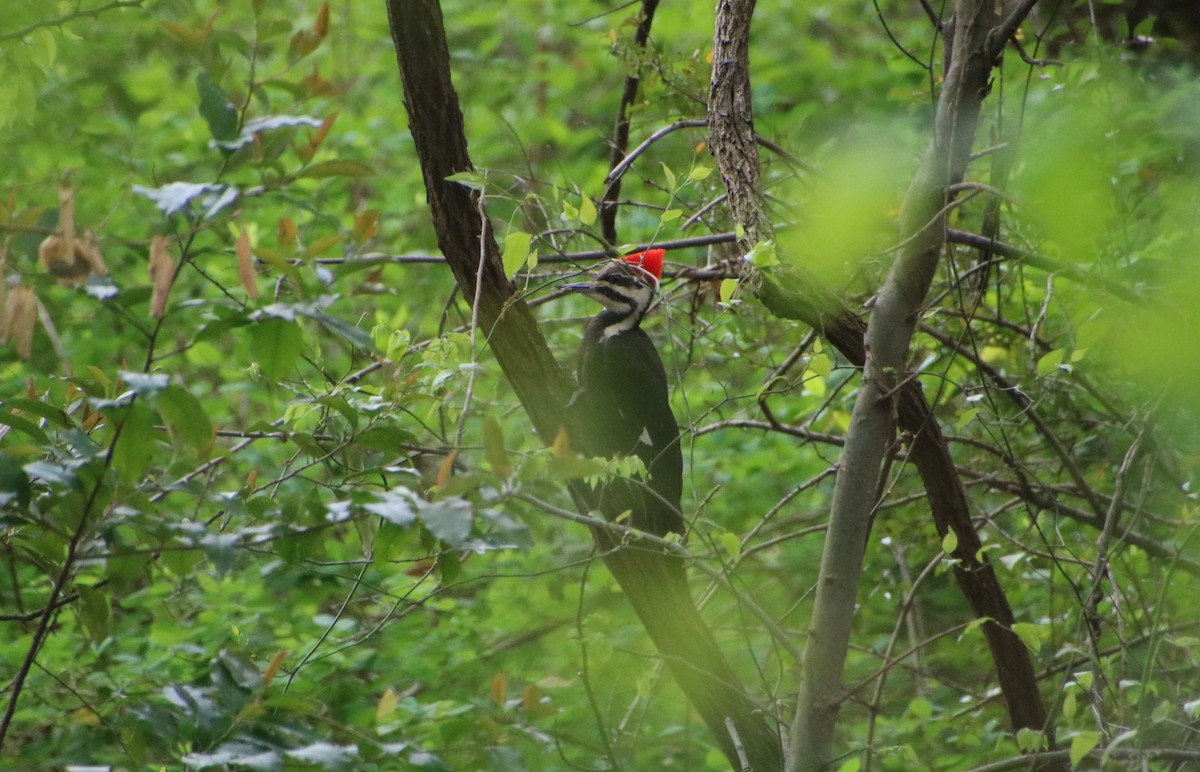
[1016,728,1047,752]
[808,353,833,378]
[941,530,958,554]
[77,584,111,643]
[1070,732,1101,767]
[251,318,302,380]
[364,489,418,527]
[110,403,156,485]
[421,498,473,547]
[579,194,596,226]
[156,384,214,458]
[0,410,48,443]
[502,231,532,278]
[299,159,374,178]
[214,114,323,150]
[719,278,737,303]
[1036,349,1065,376]
[3,398,70,427]
[201,533,240,577]
[661,208,682,222]
[482,416,511,476]
[688,164,712,182]
[195,71,238,142]
[661,162,676,190]
[445,170,488,189]
[0,452,32,509]
[1012,622,1044,651]
[285,741,359,767]
[719,531,741,561]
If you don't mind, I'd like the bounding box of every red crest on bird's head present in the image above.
[621,248,665,290]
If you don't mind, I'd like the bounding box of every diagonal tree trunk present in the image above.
[386,2,782,768]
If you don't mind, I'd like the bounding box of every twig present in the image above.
[0,0,142,43]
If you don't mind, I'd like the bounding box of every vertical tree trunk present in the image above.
[707,0,1057,768]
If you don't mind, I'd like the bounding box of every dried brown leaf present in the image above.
[148,236,176,319]
[236,229,259,300]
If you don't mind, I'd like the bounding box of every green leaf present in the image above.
[299,159,374,178]
[661,162,676,190]
[745,239,778,267]
[1012,622,1044,651]
[0,410,48,443]
[579,195,596,226]
[110,403,157,485]
[3,398,70,428]
[1016,728,1047,753]
[719,278,737,303]
[201,533,240,577]
[252,318,302,380]
[688,164,713,182]
[908,697,932,719]
[421,498,473,547]
[719,531,741,561]
[156,384,214,458]
[445,169,488,189]
[1036,349,1065,376]
[286,742,359,767]
[301,309,373,350]
[660,208,683,222]
[287,29,324,65]
[941,530,958,554]
[482,416,511,477]
[502,231,532,278]
[1070,732,1101,766]
[77,584,111,643]
[364,489,418,527]
[196,71,239,143]
[0,452,31,509]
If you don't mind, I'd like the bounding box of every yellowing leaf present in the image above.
[376,687,398,723]
[299,159,373,178]
[719,278,737,303]
[313,1,330,38]
[353,209,380,242]
[263,650,287,688]
[483,416,511,477]
[502,231,532,278]
[436,449,458,488]
[491,672,507,708]
[579,195,596,226]
[719,531,741,561]
[236,229,259,300]
[1070,732,1101,767]
[278,216,298,246]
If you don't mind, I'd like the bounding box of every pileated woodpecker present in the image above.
[564,249,684,537]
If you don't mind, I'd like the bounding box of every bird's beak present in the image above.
[563,281,594,293]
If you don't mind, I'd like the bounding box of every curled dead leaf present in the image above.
[235,229,259,300]
[148,236,176,319]
[2,285,38,359]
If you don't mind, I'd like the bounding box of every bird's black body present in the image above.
[566,259,683,536]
